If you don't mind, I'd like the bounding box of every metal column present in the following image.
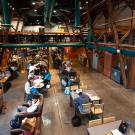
[75,0,80,27]
[1,0,10,24]
[44,0,55,24]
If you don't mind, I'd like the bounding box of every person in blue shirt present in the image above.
[74,92,90,113]
[74,92,89,108]
[43,69,51,88]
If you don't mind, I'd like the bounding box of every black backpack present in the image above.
[10,117,21,129]
[119,121,128,134]
[72,113,81,127]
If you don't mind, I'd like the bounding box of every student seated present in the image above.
[74,92,89,108]
[43,69,51,88]
[24,78,33,101]
[12,95,40,126]
[25,77,39,101]
[17,96,40,113]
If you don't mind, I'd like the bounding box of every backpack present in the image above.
[119,121,128,133]
[64,87,70,95]
[10,117,21,129]
[71,113,81,127]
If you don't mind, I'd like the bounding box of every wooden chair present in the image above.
[89,119,102,127]
[78,103,92,115]
[91,103,104,122]
[70,85,79,91]
[80,85,88,90]
[103,116,116,124]
[77,103,92,124]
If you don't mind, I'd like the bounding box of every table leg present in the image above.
[70,94,73,107]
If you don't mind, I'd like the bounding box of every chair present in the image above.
[80,85,88,90]
[89,119,102,127]
[10,117,41,135]
[77,103,92,124]
[70,85,79,91]
[78,103,92,115]
[91,103,104,122]
[103,116,116,124]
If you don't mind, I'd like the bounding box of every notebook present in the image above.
[90,96,100,101]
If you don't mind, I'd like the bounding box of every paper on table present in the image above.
[86,93,93,97]
[33,83,44,88]
[33,79,43,83]
[111,129,123,135]
[90,96,100,101]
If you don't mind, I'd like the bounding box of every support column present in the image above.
[1,0,10,66]
[44,0,55,24]
[44,0,50,24]
[75,0,80,27]
[128,9,135,89]
[106,0,127,87]
[85,2,93,70]
[1,48,10,67]
[129,10,135,44]
[128,56,135,89]
[88,30,93,43]
[1,0,10,24]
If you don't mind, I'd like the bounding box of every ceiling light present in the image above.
[37,20,39,21]
[117,49,120,54]
[80,6,82,9]
[34,9,37,12]
[32,2,36,5]
[86,1,88,4]
[53,10,57,13]
[12,8,15,10]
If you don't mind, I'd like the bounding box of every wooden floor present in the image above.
[41,69,87,135]
[0,62,135,135]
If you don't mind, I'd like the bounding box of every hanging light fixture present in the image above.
[32,2,36,5]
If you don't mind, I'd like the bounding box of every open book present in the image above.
[111,129,123,135]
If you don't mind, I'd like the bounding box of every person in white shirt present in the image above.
[15,95,40,125]
[24,78,33,101]
[17,95,40,113]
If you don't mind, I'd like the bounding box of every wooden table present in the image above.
[70,84,79,91]
[70,90,102,107]
[87,120,135,135]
